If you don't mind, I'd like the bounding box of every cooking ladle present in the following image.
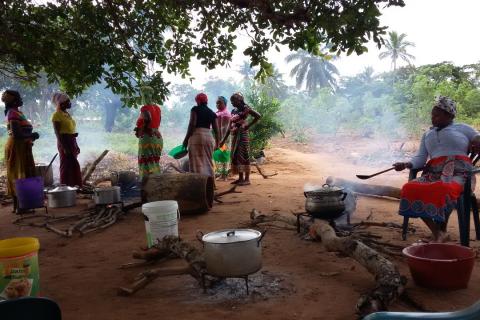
[45,153,58,178]
[356,166,395,180]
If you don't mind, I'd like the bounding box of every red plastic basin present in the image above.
[403,243,476,290]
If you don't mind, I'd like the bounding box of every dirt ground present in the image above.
[1,136,480,319]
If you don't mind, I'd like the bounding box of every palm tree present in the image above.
[238,61,257,82]
[285,49,339,94]
[378,31,415,70]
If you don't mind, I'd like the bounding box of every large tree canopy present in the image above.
[1,0,405,105]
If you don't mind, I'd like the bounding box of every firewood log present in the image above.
[250,209,406,317]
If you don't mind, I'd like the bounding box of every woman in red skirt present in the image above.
[394,96,480,242]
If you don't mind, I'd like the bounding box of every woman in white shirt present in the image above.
[394,96,480,242]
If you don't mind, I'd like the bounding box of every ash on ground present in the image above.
[187,270,295,303]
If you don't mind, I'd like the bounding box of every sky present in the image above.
[165,0,480,88]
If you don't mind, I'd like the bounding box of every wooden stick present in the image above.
[45,224,69,237]
[253,163,278,179]
[214,185,241,198]
[82,150,109,184]
[117,266,191,296]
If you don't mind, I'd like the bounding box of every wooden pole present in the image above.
[82,150,109,184]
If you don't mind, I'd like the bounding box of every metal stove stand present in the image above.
[94,201,124,214]
[296,212,351,233]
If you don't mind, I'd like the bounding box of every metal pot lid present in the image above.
[48,185,77,193]
[202,229,261,244]
[95,186,120,192]
[306,183,344,194]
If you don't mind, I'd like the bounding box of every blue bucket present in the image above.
[15,177,45,209]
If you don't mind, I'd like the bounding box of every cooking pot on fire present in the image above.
[304,184,347,220]
[197,229,266,277]
[47,185,77,208]
[93,186,121,205]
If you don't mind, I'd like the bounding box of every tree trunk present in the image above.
[142,173,214,214]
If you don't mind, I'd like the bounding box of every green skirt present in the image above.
[138,134,163,178]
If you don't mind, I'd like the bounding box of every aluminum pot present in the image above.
[304,183,347,220]
[93,186,121,205]
[35,163,53,187]
[197,228,266,277]
[47,185,77,208]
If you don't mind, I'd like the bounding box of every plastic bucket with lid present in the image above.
[142,201,180,247]
[0,238,40,300]
[15,177,44,209]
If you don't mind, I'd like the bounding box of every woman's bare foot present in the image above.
[238,180,251,186]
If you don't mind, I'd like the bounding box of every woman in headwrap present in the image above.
[51,92,82,187]
[220,92,261,186]
[135,86,163,178]
[394,96,480,242]
[214,96,231,180]
[183,93,220,178]
[2,90,39,213]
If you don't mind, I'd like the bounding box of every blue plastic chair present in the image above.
[0,297,62,320]
[363,300,480,320]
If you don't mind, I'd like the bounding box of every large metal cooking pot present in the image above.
[304,183,347,220]
[93,186,121,205]
[35,163,53,187]
[47,185,77,208]
[197,229,266,277]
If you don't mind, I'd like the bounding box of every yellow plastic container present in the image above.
[0,237,40,299]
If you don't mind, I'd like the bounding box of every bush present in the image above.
[245,89,284,158]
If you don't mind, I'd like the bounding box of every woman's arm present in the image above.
[10,120,39,141]
[183,111,196,147]
[245,108,261,130]
[211,120,220,149]
[394,133,428,171]
[142,110,151,129]
[53,121,68,154]
[219,120,232,147]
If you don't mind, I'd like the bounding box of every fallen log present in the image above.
[142,173,214,214]
[82,150,109,184]
[326,176,401,199]
[250,209,406,317]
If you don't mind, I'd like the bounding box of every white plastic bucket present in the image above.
[142,200,180,247]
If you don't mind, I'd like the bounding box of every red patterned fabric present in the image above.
[399,155,472,222]
[136,104,161,130]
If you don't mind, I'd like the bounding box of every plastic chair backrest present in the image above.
[0,297,61,320]
[363,299,480,319]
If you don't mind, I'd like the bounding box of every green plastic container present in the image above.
[0,237,40,300]
[168,145,188,159]
[213,149,231,163]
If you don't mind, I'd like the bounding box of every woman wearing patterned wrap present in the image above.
[135,86,163,178]
[2,90,39,213]
[183,93,220,178]
[394,96,480,242]
[215,96,231,180]
[220,92,261,186]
